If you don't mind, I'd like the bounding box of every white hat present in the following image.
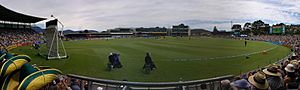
[97,87,103,90]
[53,80,56,85]
[285,64,295,72]
[292,53,296,56]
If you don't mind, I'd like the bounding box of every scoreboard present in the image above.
[270,25,285,34]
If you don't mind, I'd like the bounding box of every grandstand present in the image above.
[64,24,193,40]
[0,4,62,90]
[0,4,46,51]
[171,24,190,36]
[135,27,168,36]
[108,28,135,38]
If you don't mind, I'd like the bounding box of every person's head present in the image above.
[290,60,299,69]
[262,64,281,77]
[285,64,295,73]
[220,79,230,86]
[54,79,60,85]
[146,52,150,56]
[271,63,280,69]
[109,53,113,55]
[248,72,269,90]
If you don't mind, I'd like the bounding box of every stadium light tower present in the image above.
[45,15,68,60]
[51,15,64,36]
[230,21,233,31]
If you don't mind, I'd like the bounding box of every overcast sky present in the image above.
[1,0,300,31]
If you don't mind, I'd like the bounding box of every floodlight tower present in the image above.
[45,15,68,60]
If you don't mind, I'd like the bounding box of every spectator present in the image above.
[0,29,44,49]
[56,79,71,90]
[248,72,270,90]
[262,65,285,90]
[221,79,231,90]
[284,64,299,89]
[284,64,296,79]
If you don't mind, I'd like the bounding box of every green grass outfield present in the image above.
[11,37,291,82]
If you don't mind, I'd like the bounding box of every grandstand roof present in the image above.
[0,5,46,23]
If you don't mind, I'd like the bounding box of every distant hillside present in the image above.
[63,29,77,34]
[87,30,98,33]
[62,29,99,35]
[32,26,44,33]
[191,29,211,33]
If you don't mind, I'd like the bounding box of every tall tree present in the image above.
[251,20,265,35]
[243,22,252,31]
[84,30,89,33]
[252,20,265,30]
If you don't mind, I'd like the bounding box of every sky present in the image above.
[1,0,300,31]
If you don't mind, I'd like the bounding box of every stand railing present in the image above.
[67,74,234,90]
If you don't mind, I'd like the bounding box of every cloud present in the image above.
[1,0,300,31]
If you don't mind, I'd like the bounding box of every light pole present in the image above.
[50,15,64,36]
[46,15,68,59]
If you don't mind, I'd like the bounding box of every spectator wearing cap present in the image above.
[248,72,270,90]
[290,60,299,75]
[262,65,285,90]
[283,63,300,89]
[291,52,297,59]
[284,64,296,87]
[271,63,285,77]
[284,64,296,80]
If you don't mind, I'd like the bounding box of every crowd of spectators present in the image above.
[42,75,85,90]
[249,35,300,48]
[220,35,300,90]
[0,29,44,48]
